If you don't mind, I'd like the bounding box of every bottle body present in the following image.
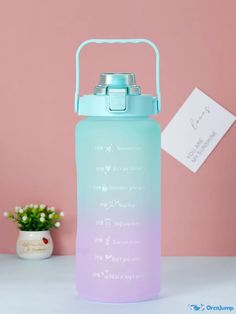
[75,116,161,302]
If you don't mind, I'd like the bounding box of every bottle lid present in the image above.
[78,72,159,116]
[74,39,161,116]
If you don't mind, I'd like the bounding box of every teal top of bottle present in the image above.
[74,39,161,117]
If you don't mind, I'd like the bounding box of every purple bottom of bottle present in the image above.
[76,222,160,303]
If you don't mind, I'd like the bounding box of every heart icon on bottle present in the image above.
[102,185,108,192]
[106,145,112,152]
[105,165,111,172]
[105,254,112,260]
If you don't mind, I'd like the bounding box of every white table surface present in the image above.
[0,255,235,314]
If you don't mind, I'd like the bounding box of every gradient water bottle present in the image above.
[75,39,161,303]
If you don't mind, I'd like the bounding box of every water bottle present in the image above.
[74,39,161,303]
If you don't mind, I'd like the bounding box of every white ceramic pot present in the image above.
[16,230,53,260]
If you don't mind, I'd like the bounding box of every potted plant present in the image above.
[3,204,64,260]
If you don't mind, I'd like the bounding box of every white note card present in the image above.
[161,88,235,172]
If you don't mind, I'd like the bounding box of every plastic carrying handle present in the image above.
[75,38,161,113]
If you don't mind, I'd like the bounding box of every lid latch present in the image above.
[108,88,127,112]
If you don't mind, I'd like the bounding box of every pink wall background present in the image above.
[0,0,235,256]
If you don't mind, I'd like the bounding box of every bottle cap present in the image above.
[75,39,161,116]
[78,72,158,116]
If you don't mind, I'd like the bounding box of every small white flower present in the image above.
[40,216,45,222]
[40,204,46,209]
[22,215,27,222]
[19,208,24,214]
[49,214,53,219]
[34,204,38,209]
[50,207,55,212]
[15,206,21,213]
[3,211,8,217]
[40,212,45,217]
[60,211,64,217]
[55,222,61,228]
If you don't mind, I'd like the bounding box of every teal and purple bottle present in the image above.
[74,39,161,303]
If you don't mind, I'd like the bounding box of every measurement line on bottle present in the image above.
[94,237,140,246]
[94,145,143,152]
[95,218,140,228]
[93,185,146,192]
[95,165,143,174]
[99,200,136,210]
[92,270,144,280]
[94,254,139,263]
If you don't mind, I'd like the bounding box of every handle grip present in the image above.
[75,38,161,112]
